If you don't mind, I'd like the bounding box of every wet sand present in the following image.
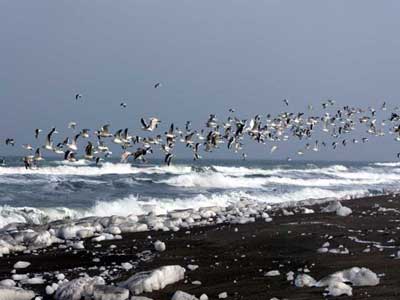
[1,194,400,299]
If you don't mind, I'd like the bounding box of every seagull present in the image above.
[165,153,174,166]
[154,82,161,88]
[34,148,44,161]
[43,128,57,150]
[283,99,289,106]
[22,144,33,151]
[84,141,94,160]
[67,134,80,151]
[96,124,113,138]
[120,151,132,163]
[141,118,161,131]
[75,94,82,101]
[95,157,103,165]
[68,122,77,130]
[133,147,153,162]
[80,129,90,138]
[5,138,15,146]
[64,150,77,162]
[120,102,127,108]
[34,129,42,139]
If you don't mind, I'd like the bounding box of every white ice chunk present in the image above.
[0,279,16,287]
[325,282,352,297]
[187,264,199,271]
[336,206,352,217]
[171,290,199,300]
[55,276,105,300]
[265,270,280,276]
[316,267,379,287]
[218,292,228,299]
[119,265,185,295]
[154,241,166,252]
[13,261,30,269]
[0,286,35,300]
[121,262,133,271]
[92,285,129,300]
[25,276,45,284]
[294,274,316,287]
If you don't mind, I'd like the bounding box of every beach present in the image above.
[0,193,399,299]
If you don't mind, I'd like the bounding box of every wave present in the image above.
[157,169,400,189]
[157,172,268,188]
[0,162,193,177]
[372,162,400,167]
[0,187,372,229]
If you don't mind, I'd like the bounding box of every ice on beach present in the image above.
[218,292,228,299]
[25,276,45,284]
[294,274,316,287]
[171,290,198,300]
[13,261,31,269]
[92,285,129,300]
[316,267,379,287]
[187,264,199,271]
[154,240,166,252]
[121,262,133,271]
[336,206,352,217]
[55,276,105,300]
[265,270,280,277]
[0,279,16,287]
[321,201,352,216]
[286,271,294,281]
[0,286,35,300]
[45,285,55,295]
[325,282,352,297]
[72,241,85,250]
[12,274,28,281]
[119,265,185,295]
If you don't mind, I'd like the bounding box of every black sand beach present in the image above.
[1,194,400,299]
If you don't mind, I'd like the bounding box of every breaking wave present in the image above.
[0,160,397,229]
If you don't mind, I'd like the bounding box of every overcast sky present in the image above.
[1,1,400,161]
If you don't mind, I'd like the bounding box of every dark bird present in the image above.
[5,138,15,146]
[34,129,42,139]
[165,153,174,166]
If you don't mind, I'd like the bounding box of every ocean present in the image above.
[0,157,398,229]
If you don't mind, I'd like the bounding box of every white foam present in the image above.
[0,187,368,229]
[0,163,192,177]
[373,162,400,167]
[158,172,266,188]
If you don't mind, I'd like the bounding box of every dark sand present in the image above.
[1,194,400,299]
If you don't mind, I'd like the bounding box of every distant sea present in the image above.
[0,157,398,228]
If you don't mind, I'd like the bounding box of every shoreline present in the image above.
[0,193,399,299]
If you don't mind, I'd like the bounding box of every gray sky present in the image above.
[1,1,400,161]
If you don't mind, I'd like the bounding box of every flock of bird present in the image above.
[1,94,400,169]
